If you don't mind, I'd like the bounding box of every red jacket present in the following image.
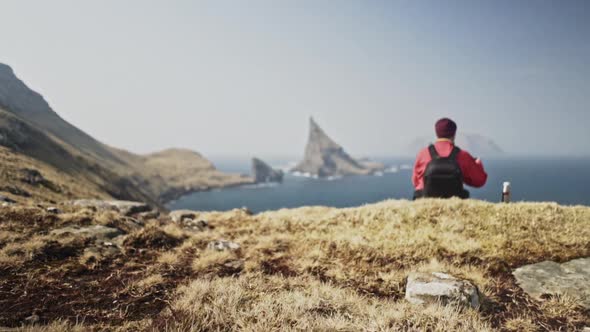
[412,139,488,190]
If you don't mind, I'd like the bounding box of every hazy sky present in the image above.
[1,0,589,157]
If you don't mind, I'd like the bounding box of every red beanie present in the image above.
[435,118,457,138]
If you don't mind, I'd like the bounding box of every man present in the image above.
[412,118,487,199]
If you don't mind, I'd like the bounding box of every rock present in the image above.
[81,245,120,264]
[405,272,480,309]
[240,206,253,215]
[186,219,209,231]
[19,168,60,192]
[513,258,590,309]
[223,259,245,271]
[66,199,151,216]
[170,209,198,223]
[251,158,283,183]
[109,217,144,233]
[207,240,240,251]
[137,210,160,220]
[292,117,384,177]
[195,220,208,228]
[0,185,30,197]
[51,225,122,245]
[20,168,46,185]
[46,206,60,214]
[111,235,127,247]
[171,210,209,231]
[0,194,16,204]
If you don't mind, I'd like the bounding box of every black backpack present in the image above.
[423,145,465,198]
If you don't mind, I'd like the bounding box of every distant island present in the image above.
[251,157,283,183]
[408,133,504,157]
[292,118,385,177]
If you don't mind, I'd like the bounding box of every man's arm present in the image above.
[412,150,427,188]
[460,152,488,188]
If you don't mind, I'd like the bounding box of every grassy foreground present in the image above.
[1,199,589,331]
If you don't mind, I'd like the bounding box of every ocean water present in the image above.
[167,157,590,213]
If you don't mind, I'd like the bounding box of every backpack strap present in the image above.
[428,144,439,159]
[448,146,461,160]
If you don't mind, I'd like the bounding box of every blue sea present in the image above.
[168,157,590,213]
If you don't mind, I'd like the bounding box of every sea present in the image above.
[167,157,590,213]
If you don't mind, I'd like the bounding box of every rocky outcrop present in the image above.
[169,210,199,223]
[0,194,16,204]
[405,272,480,309]
[251,158,283,183]
[207,240,241,251]
[169,210,209,231]
[51,225,123,244]
[513,258,590,309]
[65,199,152,216]
[292,118,384,177]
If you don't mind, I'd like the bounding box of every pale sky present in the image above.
[1,0,589,157]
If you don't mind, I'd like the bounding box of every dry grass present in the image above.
[163,274,492,332]
[0,146,108,204]
[1,199,589,331]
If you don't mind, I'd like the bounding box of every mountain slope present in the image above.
[0,64,121,164]
[0,63,252,206]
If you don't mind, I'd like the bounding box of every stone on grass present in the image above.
[137,210,160,220]
[405,272,480,309]
[46,207,60,214]
[66,199,151,216]
[82,245,121,264]
[223,259,245,271]
[184,219,209,231]
[20,168,47,185]
[108,217,144,233]
[513,258,590,309]
[169,210,198,222]
[0,185,30,197]
[51,225,122,244]
[0,194,16,204]
[208,240,240,251]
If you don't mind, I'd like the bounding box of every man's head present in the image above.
[435,118,457,140]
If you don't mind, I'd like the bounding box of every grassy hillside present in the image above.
[0,146,109,204]
[108,147,253,204]
[0,63,253,206]
[1,199,588,331]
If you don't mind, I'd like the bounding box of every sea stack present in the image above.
[251,158,283,183]
[292,118,384,177]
